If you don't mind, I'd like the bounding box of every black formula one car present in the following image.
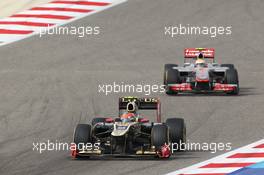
[71,97,186,159]
[164,48,239,95]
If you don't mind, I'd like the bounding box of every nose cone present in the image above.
[196,68,209,82]
[111,123,130,136]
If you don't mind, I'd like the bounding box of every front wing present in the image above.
[167,83,238,93]
[71,144,171,158]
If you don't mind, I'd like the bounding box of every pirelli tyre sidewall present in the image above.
[225,68,239,95]
[151,124,169,149]
[166,118,186,152]
[74,124,92,153]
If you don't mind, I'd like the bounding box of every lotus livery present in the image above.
[71,97,186,159]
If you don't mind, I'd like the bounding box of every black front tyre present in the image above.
[165,69,180,95]
[74,124,92,157]
[151,124,169,149]
[225,69,239,95]
[166,118,186,151]
[164,64,178,85]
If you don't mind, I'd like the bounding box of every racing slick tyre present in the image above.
[151,124,169,149]
[165,69,180,95]
[221,64,234,69]
[92,117,107,126]
[73,124,92,158]
[164,64,178,85]
[225,69,239,95]
[166,118,186,152]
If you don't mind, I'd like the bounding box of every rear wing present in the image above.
[184,48,215,58]
[119,97,161,122]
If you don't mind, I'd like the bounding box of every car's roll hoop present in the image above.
[119,97,161,122]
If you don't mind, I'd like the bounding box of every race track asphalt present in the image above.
[0,0,264,175]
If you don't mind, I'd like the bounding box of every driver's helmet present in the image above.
[195,58,206,67]
[120,102,137,122]
[197,52,204,59]
[120,113,136,122]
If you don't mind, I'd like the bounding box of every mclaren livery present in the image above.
[164,48,239,95]
[71,97,186,159]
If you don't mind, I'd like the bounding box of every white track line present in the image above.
[37,3,105,10]
[0,17,68,24]
[15,10,87,17]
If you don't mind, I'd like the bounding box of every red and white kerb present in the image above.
[0,0,126,46]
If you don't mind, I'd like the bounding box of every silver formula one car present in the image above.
[71,97,186,159]
[164,48,239,95]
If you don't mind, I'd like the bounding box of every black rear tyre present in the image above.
[166,118,186,151]
[151,124,169,149]
[225,69,239,95]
